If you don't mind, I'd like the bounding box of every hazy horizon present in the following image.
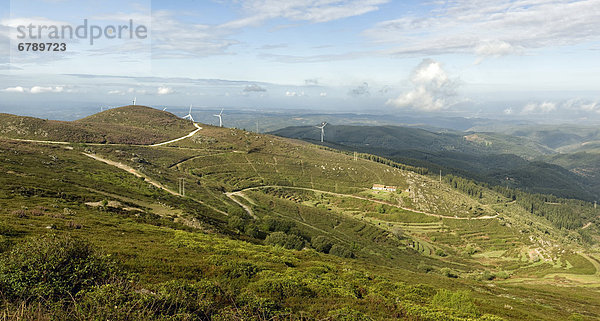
[1,0,599,124]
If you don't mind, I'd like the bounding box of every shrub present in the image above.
[431,289,478,315]
[417,262,434,273]
[251,273,314,301]
[265,232,304,250]
[243,224,260,238]
[260,216,294,233]
[11,209,27,218]
[494,270,510,279]
[329,244,354,259]
[311,235,333,253]
[228,215,245,232]
[479,270,495,281]
[439,267,458,278]
[0,234,122,300]
[328,307,374,320]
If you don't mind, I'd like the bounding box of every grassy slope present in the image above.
[0,117,600,319]
[0,106,194,145]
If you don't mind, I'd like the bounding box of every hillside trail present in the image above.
[150,123,202,146]
[5,122,202,147]
[225,192,257,219]
[235,185,498,221]
[82,152,229,216]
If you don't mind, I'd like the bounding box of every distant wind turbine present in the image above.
[214,108,223,127]
[183,104,194,122]
[132,97,136,106]
[315,122,327,142]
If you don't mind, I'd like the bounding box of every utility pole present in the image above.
[439,170,442,183]
[178,178,185,196]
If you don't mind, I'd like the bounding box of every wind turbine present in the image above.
[183,104,194,122]
[132,97,136,106]
[315,122,327,142]
[214,108,223,127]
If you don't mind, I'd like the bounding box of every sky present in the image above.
[0,0,599,122]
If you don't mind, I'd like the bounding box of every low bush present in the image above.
[431,289,478,315]
[330,244,354,258]
[0,234,122,301]
[265,232,304,250]
[311,235,333,253]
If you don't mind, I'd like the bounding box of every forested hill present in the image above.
[271,124,598,201]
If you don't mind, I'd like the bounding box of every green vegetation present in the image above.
[0,108,599,320]
[271,124,599,201]
[0,106,194,144]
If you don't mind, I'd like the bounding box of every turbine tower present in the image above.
[315,122,327,142]
[214,108,223,127]
[132,97,136,106]
[183,104,194,122]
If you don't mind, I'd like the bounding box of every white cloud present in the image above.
[386,59,458,111]
[157,86,174,95]
[30,86,64,94]
[221,0,389,29]
[365,0,600,58]
[243,84,267,92]
[285,91,306,97]
[108,90,125,95]
[563,98,600,113]
[522,101,557,114]
[151,10,237,58]
[2,86,26,93]
[320,92,327,97]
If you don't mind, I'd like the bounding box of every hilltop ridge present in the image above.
[0,105,195,145]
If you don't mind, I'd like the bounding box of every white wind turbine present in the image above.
[315,122,327,142]
[214,108,223,127]
[132,97,136,106]
[183,104,194,122]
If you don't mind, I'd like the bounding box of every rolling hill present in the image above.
[271,124,598,201]
[0,107,599,320]
[0,105,195,145]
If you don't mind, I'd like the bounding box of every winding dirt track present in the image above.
[82,152,229,216]
[225,192,257,219]
[151,123,202,146]
[6,125,497,221]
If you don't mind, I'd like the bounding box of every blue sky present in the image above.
[1,0,600,121]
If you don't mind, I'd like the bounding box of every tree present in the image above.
[265,232,304,250]
[311,236,333,253]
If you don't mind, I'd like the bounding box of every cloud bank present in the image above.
[386,59,458,111]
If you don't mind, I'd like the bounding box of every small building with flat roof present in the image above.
[372,184,397,192]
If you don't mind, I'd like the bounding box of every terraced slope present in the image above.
[0,110,599,320]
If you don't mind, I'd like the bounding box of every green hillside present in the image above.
[0,110,599,320]
[0,105,194,145]
[271,125,598,201]
[489,124,600,151]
